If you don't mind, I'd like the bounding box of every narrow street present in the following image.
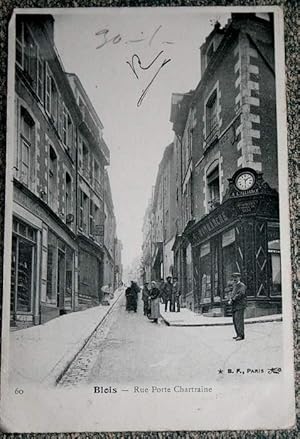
[58,291,283,387]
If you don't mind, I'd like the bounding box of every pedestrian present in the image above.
[229,272,247,341]
[149,281,160,323]
[125,282,138,312]
[142,282,150,316]
[173,276,181,312]
[163,276,173,312]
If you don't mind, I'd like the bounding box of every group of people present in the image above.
[125,272,247,341]
[141,276,182,324]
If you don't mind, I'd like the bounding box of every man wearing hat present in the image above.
[162,276,173,312]
[229,272,247,341]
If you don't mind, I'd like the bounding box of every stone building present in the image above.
[67,73,109,309]
[172,13,280,317]
[103,170,116,290]
[10,14,119,327]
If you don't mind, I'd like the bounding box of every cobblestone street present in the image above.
[58,292,283,387]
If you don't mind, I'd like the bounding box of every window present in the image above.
[11,219,37,314]
[48,146,58,212]
[268,224,281,296]
[222,228,237,297]
[16,20,37,80]
[20,108,34,186]
[200,242,211,302]
[207,165,220,211]
[51,77,59,126]
[89,200,94,235]
[79,190,88,233]
[62,106,74,150]
[65,172,72,218]
[206,89,218,138]
[45,65,51,114]
[82,142,89,180]
[36,49,44,102]
[16,19,24,67]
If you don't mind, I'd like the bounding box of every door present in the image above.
[57,249,66,310]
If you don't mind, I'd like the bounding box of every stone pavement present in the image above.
[9,286,125,387]
[160,305,282,326]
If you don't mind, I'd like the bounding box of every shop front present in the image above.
[11,217,38,327]
[185,169,282,318]
[77,235,104,309]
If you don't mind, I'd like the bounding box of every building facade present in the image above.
[143,13,281,318]
[67,73,109,310]
[103,170,117,290]
[11,14,120,328]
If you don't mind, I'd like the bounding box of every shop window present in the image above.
[47,231,57,305]
[212,240,219,299]
[20,107,34,186]
[65,247,74,310]
[207,165,220,211]
[48,146,58,212]
[200,242,211,302]
[65,172,72,218]
[268,239,281,296]
[11,220,37,314]
[186,244,193,294]
[222,228,237,297]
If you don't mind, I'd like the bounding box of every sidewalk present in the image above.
[9,286,125,387]
[160,305,282,327]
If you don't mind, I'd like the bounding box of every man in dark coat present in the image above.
[163,276,173,312]
[173,277,181,312]
[229,272,247,341]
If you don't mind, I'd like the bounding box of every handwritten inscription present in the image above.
[95,26,173,106]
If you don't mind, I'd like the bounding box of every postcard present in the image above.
[0,5,296,432]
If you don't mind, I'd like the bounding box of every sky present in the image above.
[53,8,230,267]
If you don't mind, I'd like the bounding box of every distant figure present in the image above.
[149,281,160,323]
[162,276,173,312]
[229,272,247,341]
[142,282,150,316]
[125,282,138,312]
[173,276,181,312]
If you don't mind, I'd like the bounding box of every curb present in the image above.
[161,315,283,327]
[53,289,124,386]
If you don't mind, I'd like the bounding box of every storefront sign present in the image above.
[192,211,230,242]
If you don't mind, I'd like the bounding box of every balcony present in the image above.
[80,106,110,166]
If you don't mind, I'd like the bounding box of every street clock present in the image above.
[235,171,256,191]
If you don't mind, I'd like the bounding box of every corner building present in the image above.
[172,14,281,317]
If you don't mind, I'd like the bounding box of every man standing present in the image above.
[173,276,181,312]
[163,276,173,312]
[142,282,150,316]
[229,272,247,341]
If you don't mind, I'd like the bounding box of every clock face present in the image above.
[235,172,255,191]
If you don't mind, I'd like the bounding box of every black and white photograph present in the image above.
[0,5,296,432]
